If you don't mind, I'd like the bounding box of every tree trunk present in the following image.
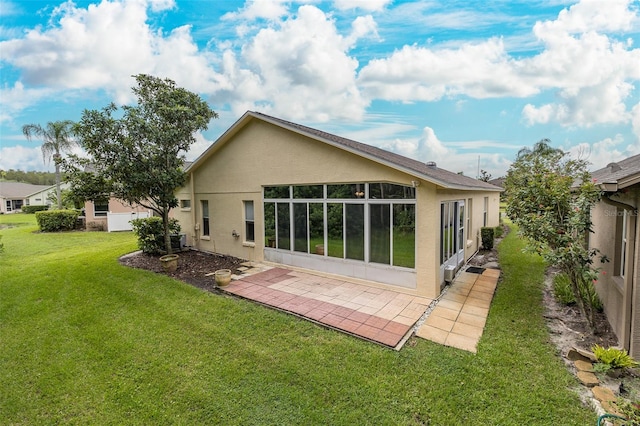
[54,154,62,210]
[163,210,173,255]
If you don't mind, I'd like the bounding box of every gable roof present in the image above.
[190,111,501,192]
[591,154,640,191]
[0,182,51,199]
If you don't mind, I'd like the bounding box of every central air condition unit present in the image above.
[444,265,456,283]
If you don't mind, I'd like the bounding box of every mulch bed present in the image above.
[119,249,247,291]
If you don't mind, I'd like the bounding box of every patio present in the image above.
[221,263,499,352]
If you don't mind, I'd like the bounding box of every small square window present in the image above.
[180,199,191,209]
[95,202,108,217]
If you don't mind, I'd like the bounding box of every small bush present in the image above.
[493,225,504,239]
[87,221,106,232]
[481,227,494,250]
[580,282,603,312]
[130,217,181,255]
[0,235,4,254]
[592,344,639,369]
[35,210,79,232]
[22,205,49,214]
[553,273,575,305]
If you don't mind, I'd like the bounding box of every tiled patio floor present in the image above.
[221,263,499,352]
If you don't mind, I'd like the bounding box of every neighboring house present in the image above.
[172,111,501,299]
[0,182,51,213]
[25,182,70,208]
[590,155,640,357]
[85,199,153,232]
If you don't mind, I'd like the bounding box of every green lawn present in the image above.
[0,214,595,425]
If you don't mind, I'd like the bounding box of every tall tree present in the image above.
[22,120,76,209]
[71,74,217,254]
[504,139,604,328]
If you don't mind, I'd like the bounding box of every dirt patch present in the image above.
[119,249,247,291]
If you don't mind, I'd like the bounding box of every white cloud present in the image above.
[238,5,368,121]
[221,0,291,21]
[0,145,51,172]
[564,133,640,170]
[0,0,219,107]
[333,0,392,12]
[358,0,640,129]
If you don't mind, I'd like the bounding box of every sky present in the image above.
[1,0,639,179]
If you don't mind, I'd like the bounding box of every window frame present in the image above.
[201,200,210,237]
[244,200,255,243]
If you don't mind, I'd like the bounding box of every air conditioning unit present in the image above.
[444,265,456,283]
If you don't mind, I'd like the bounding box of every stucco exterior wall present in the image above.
[85,199,151,231]
[178,119,501,299]
[590,192,639,356]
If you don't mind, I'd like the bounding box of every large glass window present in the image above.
[293,203,308,252]
[370,204,391,264]
[346,204,365,261]
[327,203,344,258]
[309,203,324,255]
[277,203,290,250]
[369,183,415,199]
[265,183,416,269]
[393,204,415,268]
[265,202,276,247]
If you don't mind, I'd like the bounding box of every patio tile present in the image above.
[347,310,371,323]
[451,322,484,340]
[441,292,467,303]
[322,313,345,328]
[445,332,478,353]
[482,269,501,278]
[415,325,448,344]
[356,305,380,315]
[364,315,390,329]
[394,315,418,326]
[424,315,455,332]
[376,330,403,347]
[438,299,463,312]
[306,308,329,321]
[456,312,486,328]
[468,290,493,301]
[464,296,492,309]
[384,321,411,335]
[461,304,489,317]
[355,323,382,340]
[339,318,363,333]
[430,306,460,321]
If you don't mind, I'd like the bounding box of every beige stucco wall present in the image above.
[177,118,501,299]
[590,192,640,356]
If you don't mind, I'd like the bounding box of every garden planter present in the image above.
[160,254,179,272]
[214,269,232,287]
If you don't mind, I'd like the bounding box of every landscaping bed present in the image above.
[119,249,246,290]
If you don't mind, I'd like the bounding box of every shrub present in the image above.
[592,344,639,369]
[130,217,181,255]
[35,210,79,232]
[493,225,504,239]
[22,205,49,214]
[553,273,575,305]
[481,227,494,250]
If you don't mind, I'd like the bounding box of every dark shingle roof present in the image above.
[250,111,500,192]
[591,154,640,190]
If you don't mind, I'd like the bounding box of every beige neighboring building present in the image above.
[590,155,640,357]
[0,182,51,213]
[173,111,501,299]
[85,199,152,232]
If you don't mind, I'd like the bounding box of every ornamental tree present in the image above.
[70,74,217,254]
[504,139,604,328]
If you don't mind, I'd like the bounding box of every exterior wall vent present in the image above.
[426,161,437,168]
[607,162,622,172]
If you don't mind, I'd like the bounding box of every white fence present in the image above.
[107,211,151,232]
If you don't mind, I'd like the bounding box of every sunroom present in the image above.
[262,182,417,289]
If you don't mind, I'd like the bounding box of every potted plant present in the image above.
[160,254,179,272]
[214,269,232,287]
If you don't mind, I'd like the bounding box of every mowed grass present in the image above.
[0,214,595,425]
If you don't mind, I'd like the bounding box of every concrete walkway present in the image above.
[415,269,500,353]
[221,263,499,352]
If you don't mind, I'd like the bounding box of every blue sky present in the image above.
[1,0,639,178]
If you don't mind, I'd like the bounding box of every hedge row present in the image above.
[35,210,80,232]
[22,205,49,214]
